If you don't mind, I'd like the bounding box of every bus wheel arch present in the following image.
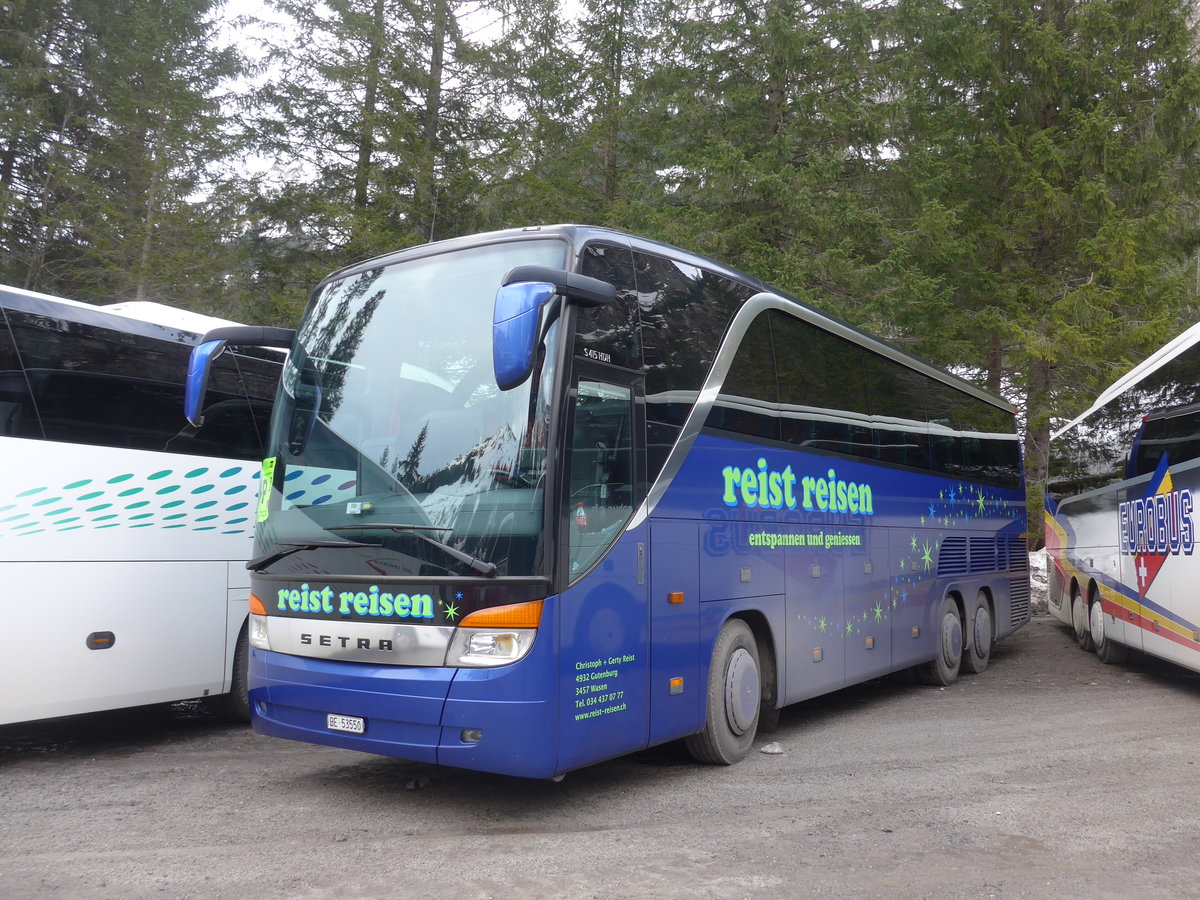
[1088,587,1129,665]
[685,616,762,765]
[961,588,994,675]
[916,593,963,686]
[741,611,780,733]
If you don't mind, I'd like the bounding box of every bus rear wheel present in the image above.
[1089,598,1129,666]
[685,618,760,765]
[961,590,993,675]
[1071,588,1095,652]
[916,595,963,686]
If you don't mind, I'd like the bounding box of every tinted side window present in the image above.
[1133,408,1200,476]
[1052,344,1200,500]
[576,242,641,370]
[861,352,931,470]
[706,313,779,441]
[773,311,873,460]
[636,252,751,427]
[6,307,272,460]
[0,309,38,439]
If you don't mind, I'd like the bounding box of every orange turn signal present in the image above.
[459,599,543,629]
[249,592,268,616]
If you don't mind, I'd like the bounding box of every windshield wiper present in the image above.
[247,538,382,572]
[328,523,498,576]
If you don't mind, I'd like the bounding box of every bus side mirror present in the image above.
[492,267,616,392]
[184,325,294,427]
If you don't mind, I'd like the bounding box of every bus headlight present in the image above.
[249,613,271,651]
[444,599,543,668]
[446,628,537,667]
[248,594,272,651]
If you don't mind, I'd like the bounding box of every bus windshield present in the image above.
[256,239,567,578]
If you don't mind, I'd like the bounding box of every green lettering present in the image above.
[801,475,816,510]
[740,467,757,506]
[722,466,740,506]
[815,479,829,511]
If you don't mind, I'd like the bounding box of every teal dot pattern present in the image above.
[0,465,262,537]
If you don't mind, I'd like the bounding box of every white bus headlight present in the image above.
[247,594,271,650]
[444,600,543,668]
[249,613,271,650]
[447,628,538,667]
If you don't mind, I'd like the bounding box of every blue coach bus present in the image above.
[187,225,1029,778]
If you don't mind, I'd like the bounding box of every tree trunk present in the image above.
[601,0,626,204]
[419,0,447,241]
[353,0,386,213]
[1024,355,1053,550]
[986,330,1003,394]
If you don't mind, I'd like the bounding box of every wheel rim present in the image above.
[1090,600,1105,648]
[941,609,962,668]
[973,604,992,656]
[1072,595,1086,637]
[724,647,760,735]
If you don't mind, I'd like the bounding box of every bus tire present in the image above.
[1090,599,1129,666]
[916,595,963,686]
[206,621,250,722]
[1071,587,1095,652]
[961,590,993,675]
[685,618,760,765]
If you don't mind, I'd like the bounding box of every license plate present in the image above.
[326,713,365,734]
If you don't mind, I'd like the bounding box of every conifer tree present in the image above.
[881,0,1200,528]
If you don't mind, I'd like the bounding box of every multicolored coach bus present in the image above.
[1047,321,1200,670]
[187,225,1030,778]
[0,286,280,725]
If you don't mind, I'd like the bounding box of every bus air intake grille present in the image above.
[938,537,968,576]
[1010,577,1031,626]
[969,537,997,573]
[1048,563,1063,608]
[1006,537,1029,572]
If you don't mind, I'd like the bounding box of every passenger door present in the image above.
[555,367,651,770]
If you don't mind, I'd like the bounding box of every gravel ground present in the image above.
[2,609,1198,900]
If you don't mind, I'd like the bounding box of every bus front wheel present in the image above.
[685,619,760,765]
[916,595,963,686]
[206,622,250,722]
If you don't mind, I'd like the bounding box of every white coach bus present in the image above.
[0,285,281,724]
[1046,322,1200,672]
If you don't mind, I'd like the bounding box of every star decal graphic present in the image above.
[441,600,460,621]
[921,541,934,571]
[873,602,885,622]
